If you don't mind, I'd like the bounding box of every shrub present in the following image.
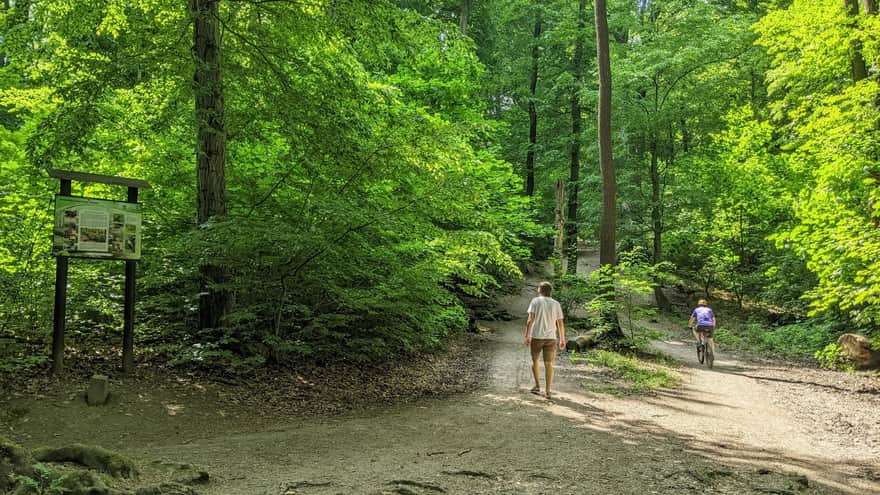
[815,343,854,372]
[14,464,66,495]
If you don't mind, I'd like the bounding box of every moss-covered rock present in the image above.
[0,435,34,492]
[57,470,114,495]
[134,482,199,495]
[32,444,138,479]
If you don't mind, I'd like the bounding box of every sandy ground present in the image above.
[3,255,879,494]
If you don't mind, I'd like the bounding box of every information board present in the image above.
[52,196,142,260]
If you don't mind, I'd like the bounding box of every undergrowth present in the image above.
[712,319,843,362]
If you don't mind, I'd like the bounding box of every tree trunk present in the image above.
[553,179,566,277]
[525,7,541,196]
[554,179,566,260]
[1,0,8,66]
[649,136,671,309]
[565,0,587,275]
[191,0,230,330]
[846,0,869,83]
[650,136,661,266]
[460,0,470,36]
[595,0,614,269]
[595,0,624,339]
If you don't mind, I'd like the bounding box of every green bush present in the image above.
[716,319,841,360]
[814,343,854,372]
[14,464,66,495]
[552,274,593,316]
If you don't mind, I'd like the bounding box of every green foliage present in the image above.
[753,0,880,329]
[714,319,842,360]
[0,351,49,373]
[814,343,855,372]
[14,464,66,495]
[0,0,536,368]
[3,0,879,369]
[552,274,593,317]
[578,249,671,342]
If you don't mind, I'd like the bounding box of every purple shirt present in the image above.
[691,306,715,327]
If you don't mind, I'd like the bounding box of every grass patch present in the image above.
[571,349,680,393]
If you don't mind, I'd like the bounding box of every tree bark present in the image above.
[460,0,470,36]
[595,0,615,269]
[565,0,587,275]
[554,179,566,266]
[649,135,671,309]
[1,0,8,67]
[595,0,623,339]
[191,0,230,330]
[650,136,661,266]
[525,6,541,196]
[846,0,869,83]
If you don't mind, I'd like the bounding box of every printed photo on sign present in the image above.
[53,196,143,260]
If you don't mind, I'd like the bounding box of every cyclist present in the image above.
[688,299,716,356]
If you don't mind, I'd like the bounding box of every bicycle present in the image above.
[692,326,714,369]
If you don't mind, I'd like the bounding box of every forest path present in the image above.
[559,250,880,494]
[125,254,877,494]
[5,253,877,494]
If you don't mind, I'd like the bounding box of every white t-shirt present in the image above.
[527,296,564,340]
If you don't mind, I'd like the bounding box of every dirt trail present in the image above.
[132,271,876,494]
[4,256,879,494]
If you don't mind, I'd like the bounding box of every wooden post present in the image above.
[123,187,138,373]
[51,179,72,375]
[47,169,149,375]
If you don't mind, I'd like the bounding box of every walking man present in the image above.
[525,281,565,400]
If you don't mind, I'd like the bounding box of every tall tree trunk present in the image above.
[525,6,541,196]
[595,0,623,339]
[565,0,587,275]
[595,0,614,268]
[680,118,690,153]
[460,0,470,36]
[648,135,670,309]
[846,0,869,82]
[554,179,566,276]
[1,0,8,66]
[650,136,661,266]
[191,0,230,330]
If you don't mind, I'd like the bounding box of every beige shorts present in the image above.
[530,339,557,362]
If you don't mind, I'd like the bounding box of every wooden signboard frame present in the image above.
[48,169,150,375]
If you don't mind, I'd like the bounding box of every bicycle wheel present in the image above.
[696,342,705,364]
[706,345,714,369]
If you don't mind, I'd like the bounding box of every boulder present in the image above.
[60,470,114,495]
[0,435,34,492]
[565,333,598,352]
[87,374,110,406]
[836,333,880,370]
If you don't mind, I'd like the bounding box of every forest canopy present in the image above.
[1,0,878,370]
